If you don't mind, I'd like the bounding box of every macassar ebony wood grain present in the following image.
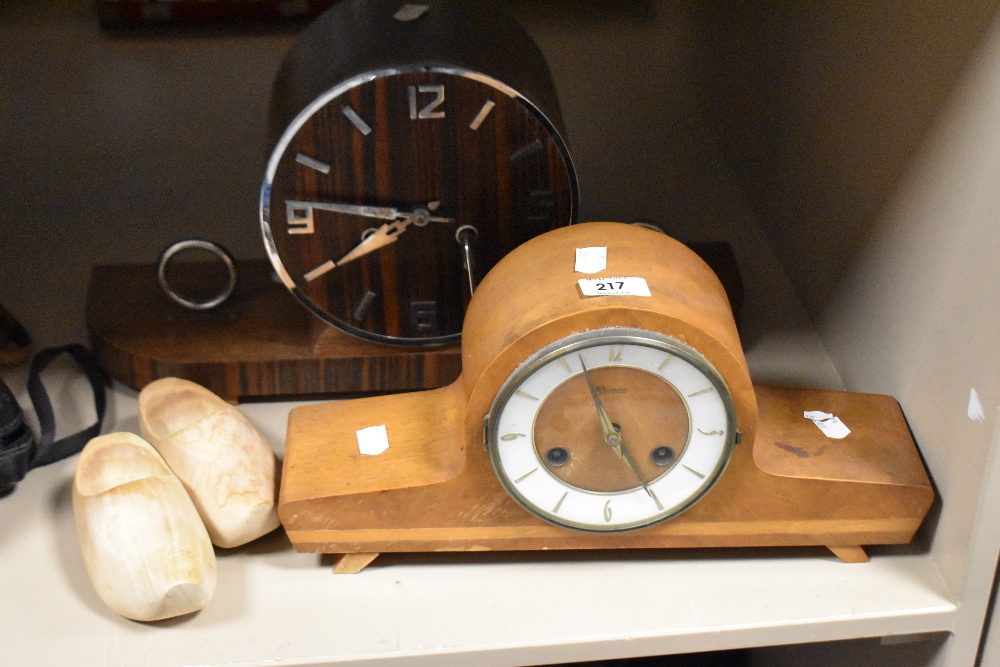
[262,0,577,345]
[86,260,461,403]
[277,223,934,571]
[84,238,741,403]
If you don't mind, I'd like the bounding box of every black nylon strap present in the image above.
[0,344,109,495]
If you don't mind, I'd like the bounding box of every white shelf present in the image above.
[4,2,1000,665]
[0,373,955,667]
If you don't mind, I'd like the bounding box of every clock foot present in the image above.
[332,552,380,574]
[827,545,869,563]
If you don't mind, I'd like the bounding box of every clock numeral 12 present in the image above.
[408,85,445,119]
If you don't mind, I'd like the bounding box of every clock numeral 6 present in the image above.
[604,499,613,523]
[408,84,445,120]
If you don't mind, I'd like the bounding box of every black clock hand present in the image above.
[578,357,663,509]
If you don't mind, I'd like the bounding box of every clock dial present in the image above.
[488,330,737,532]
[262,67,577,345]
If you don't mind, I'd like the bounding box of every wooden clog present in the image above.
[138,378,280,548]
[73,432,216,621]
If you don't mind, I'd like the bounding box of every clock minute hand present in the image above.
[578,356,663,510]
[285,200,453,235]
[286,200,401,220]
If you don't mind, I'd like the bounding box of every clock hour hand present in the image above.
[335,204,455,268]
[579,357,663,509]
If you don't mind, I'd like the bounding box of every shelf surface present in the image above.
[0,378,956,667]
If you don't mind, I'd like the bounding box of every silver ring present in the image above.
[157,240,238,310]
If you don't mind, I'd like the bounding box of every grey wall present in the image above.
[1,0,792,351]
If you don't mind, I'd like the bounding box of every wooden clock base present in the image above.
[84,241,743,403]
[85,260,462,402]
[278,383,934,573]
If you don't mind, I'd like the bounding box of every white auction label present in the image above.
[356,424,390,455]
[804,411,851,439]
[575,246,607,274]
[578,276,650,297]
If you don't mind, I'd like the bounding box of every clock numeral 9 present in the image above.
[408,84,445,120]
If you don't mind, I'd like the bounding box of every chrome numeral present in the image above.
[342,105,373,135]
[287,202,314,234]
[469,100,495,130]
[603,499,613,522]
[608,345,624,362]
[408,85,445,119]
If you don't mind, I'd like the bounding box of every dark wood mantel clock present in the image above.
[86,0,578,401]
[261,0,578,347]
[277,222,934,573]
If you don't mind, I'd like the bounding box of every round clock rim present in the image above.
[485,327,738,533]
[259,65,580,346]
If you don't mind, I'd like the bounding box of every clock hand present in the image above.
[578,356,619,442]
[285,199,453,235]
[578,357,663,509]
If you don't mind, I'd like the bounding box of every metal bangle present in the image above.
[157,239,238,311]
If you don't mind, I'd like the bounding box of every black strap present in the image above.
[0,344,109,496]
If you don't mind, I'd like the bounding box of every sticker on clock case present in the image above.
[578,276,650,297]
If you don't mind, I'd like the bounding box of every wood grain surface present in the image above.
[86,260,461,401]
[277,223,933,566]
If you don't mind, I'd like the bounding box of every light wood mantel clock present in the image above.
[278,222,933,573]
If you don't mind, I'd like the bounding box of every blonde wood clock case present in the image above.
[278,223,933,573]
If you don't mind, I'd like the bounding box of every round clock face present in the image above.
[261,67,577,345]
[487,329,737,532]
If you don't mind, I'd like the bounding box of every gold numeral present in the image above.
[553,491,568,513]
[683,465,706,479]
[515,468,537,483]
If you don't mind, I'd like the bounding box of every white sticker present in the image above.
[575,246,607,274]
[969,388,986,422]
[356,424,390,455]
[578,276,650,297]
[804,411,851,439]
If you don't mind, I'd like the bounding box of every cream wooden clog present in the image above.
[73,432,216,621]
[138,378,280,548]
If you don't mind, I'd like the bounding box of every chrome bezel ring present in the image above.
[157,240,238,311]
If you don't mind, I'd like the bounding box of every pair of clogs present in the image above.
[73,378,280,622]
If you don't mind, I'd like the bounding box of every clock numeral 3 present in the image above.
[408,84,445,119]
[527,190,556,228]
[410,300,439,333]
